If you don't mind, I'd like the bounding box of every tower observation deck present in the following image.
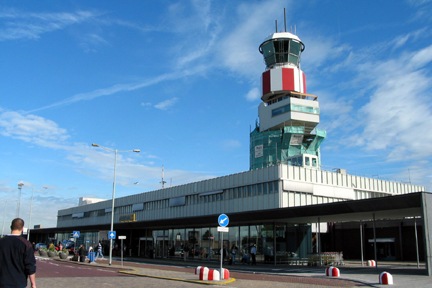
[250,29,326,170]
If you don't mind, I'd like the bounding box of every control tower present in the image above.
[250,26,326,170]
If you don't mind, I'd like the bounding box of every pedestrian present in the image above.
[250,244,257,265]
[78,244,86,262]
[230,244,237,265]
[95,241,104,260]
[183,245,189,261]
[0,218,37,288]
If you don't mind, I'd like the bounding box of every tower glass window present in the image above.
[261,38,303,68]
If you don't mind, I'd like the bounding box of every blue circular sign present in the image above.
[218,214,229,227]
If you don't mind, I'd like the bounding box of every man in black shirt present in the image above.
[0,218,37,288]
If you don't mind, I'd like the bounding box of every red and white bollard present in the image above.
[198,267,221,281]
[367,260,376,267]
[379,271,393,285]
[221,268,230,280]
[325,266,340,277]
[207,269,220,281]
[198,267,209,280]
[195,266,205,274]
[196,266,229,281]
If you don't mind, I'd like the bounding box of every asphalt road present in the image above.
[32,256,432,288]
[33,257,364,288]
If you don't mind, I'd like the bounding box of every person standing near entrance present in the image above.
[0,218,37,288]
[250,244,257,265]
[78,244,86,262]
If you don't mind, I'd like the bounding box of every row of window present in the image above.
[261,39,303,68]
[272,103,319,117]
[60,181,279,221]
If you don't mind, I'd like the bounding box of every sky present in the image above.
[1,0,431,230]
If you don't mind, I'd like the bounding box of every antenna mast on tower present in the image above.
[160,165,167,189]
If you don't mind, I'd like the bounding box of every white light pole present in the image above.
[91,143,140,266]
[16,182,24,218]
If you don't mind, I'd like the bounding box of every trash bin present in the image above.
[88,251,95,262]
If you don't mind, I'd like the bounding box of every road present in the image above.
[35,258,203,288]
[33,257,363,288]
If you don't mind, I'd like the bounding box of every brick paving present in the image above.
[33,256,431,288]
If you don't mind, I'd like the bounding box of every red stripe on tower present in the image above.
[302,71,307,94]
[282,68,295,91]
[262,70,271,96]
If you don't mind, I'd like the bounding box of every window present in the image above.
[312,158,317,167]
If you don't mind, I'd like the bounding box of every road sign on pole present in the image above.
[108,231,116,240]
[218,214,229,227]
[217,226,229,232]
[217,213,230,278]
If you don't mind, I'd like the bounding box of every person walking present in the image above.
[0,218,37,288]
[95,241,104,260]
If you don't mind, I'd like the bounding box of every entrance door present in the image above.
[138,237,153,258]
[155,236,169,258]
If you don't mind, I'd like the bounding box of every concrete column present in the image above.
[421,193,432,276]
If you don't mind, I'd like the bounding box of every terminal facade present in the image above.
[34,24,428,268]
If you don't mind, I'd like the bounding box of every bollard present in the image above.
[199,267,209,280]
[367,260,376,267]
[208,269,220,281]
[195,266,204,275]
[325,266,340,277]
[379,271,393,285]
[199,267,221,281]
[221,268,230,280]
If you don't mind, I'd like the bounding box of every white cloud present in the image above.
[0,110,69,147]
[26,73,178,113]
[351,44,432,161]
[0,10,96,41]
[154,97,178,110]
[245,87,260,102]
[217,1,281,81]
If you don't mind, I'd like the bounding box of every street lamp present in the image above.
[16,182,24,218]
[91,143,140,265]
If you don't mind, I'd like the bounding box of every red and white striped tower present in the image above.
[260,32,307,102]
[250,16,325,171]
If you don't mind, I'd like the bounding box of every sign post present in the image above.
[72,231,80,255]
[119,235,126,267]
[218,214,229,279]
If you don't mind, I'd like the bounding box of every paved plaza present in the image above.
[34,256,432,288]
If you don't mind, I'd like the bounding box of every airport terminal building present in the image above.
[32,25,432,274]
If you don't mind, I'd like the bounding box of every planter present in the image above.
[59,252,68,259]
[38,249,48,257]
[47,251,57,258]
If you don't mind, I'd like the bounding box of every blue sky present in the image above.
[1,0,431,229]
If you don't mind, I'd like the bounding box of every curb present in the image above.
[118,267,236,285]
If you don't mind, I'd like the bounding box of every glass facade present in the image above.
[260,38,304,68]
[55,223,312,264]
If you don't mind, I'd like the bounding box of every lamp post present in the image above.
[16,182,24,218]
[91,143,140,266]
